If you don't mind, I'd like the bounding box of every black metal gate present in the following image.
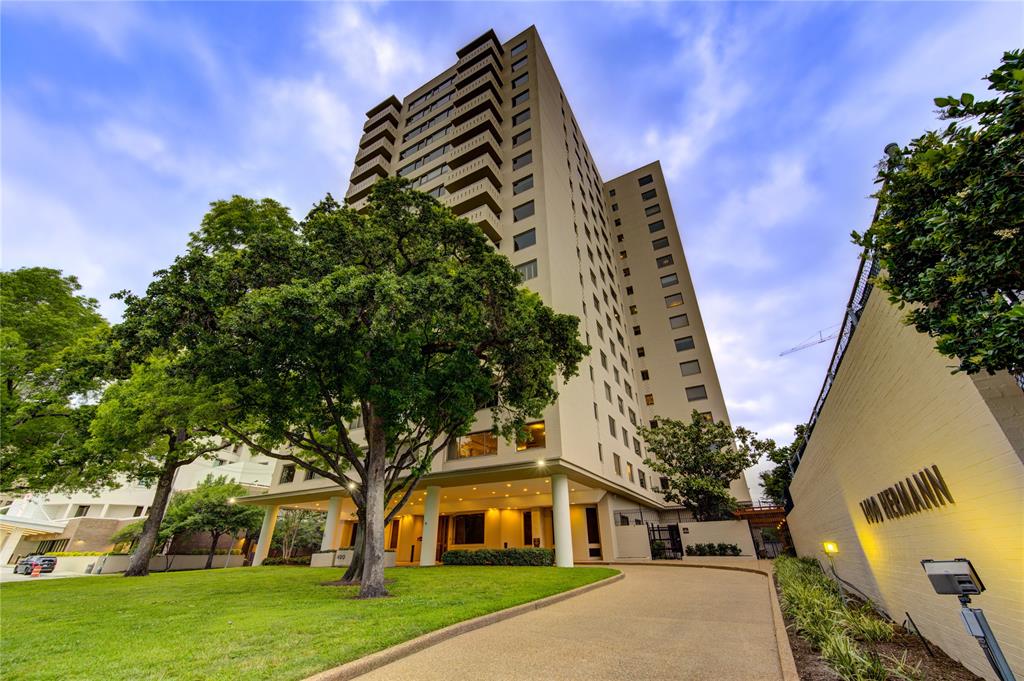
[647,523,683,559]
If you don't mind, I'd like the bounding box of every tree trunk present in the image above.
[358,415,388,598]
[205,533,221,569]
[124,463,176,577]
[341,509,366,583]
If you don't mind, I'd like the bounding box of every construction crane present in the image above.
[779,325,841,356]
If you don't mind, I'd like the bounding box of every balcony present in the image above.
[346,172,386,203]
[444,155,501,193]
[350,155,388,185]
[455,29,503,60]
[363,96,401,133]
[359,120,397,148]
[458,205,501,245]
[453,71,503,108]
[456,40,502,72]
[442,177,501,217]
[448,130,502,169]
[354,137,393,166]
[454,54,501,91]
[451,90,502,128]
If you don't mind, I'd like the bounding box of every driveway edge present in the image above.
[304,570,624,681]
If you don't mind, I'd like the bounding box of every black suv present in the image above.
[13,555,57,575]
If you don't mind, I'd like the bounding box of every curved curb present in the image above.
[304,570,625,681]
[606,561,799,681]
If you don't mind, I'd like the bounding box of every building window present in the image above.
[513,227,536,251]
[629,304,638,315]
[453,513,486,544]
[622,427,629,446]
[618,250,627,260]
[512,109,531,127]
[637,346,645,358]
[651,420,659,429]
[638,174,654,186]
[512,72,528,89]
[74,505,90,518]
[304,468,319,481]
[613,453,622,476]
[680,359,701,376]
[626,286,634,295]
[639,470,647,489]
[511,40,527,56]
[600,351,608,368]
[513,174,534,195]
[652,237,670,250]
[632,325,641,336]
[132,506,144,517]
[604,382,612,401]
[644,394,655,406]
[655,254,674,268]
[513,200,535,221]
[669,313,689,328]
[648,220,665,233]
[515,259,538,281]
[614,218,621,227]
[598,442,604,461]
[660,273,679,288]
[700,411,714,422]
[279,465,296,484]
[608,415,616,437]
[451,431,499,459]
[641,189,657,201]
[517,421,547,450]
[512,89,530,107]
[609,188,616,197]
[511,56,528,72]
[664,293,683,307]
[633,437,641,456]
[675,336,695,351]
[627,462,635,482]
[512,150,532,170]
[628,408,637,425]
[512,128,531,147]
[623,267,631,277]
[611,203,619,211]
[594,402,599,419]
[645,204,661,217]
[686,385,709,401]
[640,369,650,381]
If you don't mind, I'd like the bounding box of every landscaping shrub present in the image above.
[260,555,312,566]
[684,542,741,556]
[441,547,554,566]
[775,556,899,681]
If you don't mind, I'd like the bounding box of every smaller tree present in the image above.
[272,509,327,559]
[758,424,807,506]
[641,411,774,521]
[163,475,263,568]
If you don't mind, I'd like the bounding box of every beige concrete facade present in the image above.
[788,281,1024,680]
[243,27,749,568]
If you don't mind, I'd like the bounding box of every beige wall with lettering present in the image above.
[788,292,1024,681]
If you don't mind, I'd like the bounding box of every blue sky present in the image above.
[3,2,1020,494]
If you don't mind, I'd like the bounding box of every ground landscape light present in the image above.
[823,541,839,555]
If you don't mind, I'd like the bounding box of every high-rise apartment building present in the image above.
[241,26,749,568]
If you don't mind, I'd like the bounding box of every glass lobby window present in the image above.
[660,273,679,288]
[656,254,674,268]
[512,150,532,170]
[513,200,535,221]
[512,128,531,147]
[517,421,547,450]
[513,227,536,251]
[515,259,538,281]
[638,174,654,186]
[453,513,485,544]
[512,108,531,127]
[675,336,695,351]
[512,89,530,107]
[652,237,670,250]
[645,204,661,217]
[669,313,689,328]
[648,220,665,233]
[664,293,683,307]
[452,431,498,459]
[686,385,708,401]
[680,359,701,376]
[513,174,534,195]
[641,189,657,201]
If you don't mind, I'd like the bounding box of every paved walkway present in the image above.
[357,564,783,681]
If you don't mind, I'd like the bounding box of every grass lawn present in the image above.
[0,565,617,680]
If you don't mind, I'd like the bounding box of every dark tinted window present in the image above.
[675,336,695,352]
[513,228,536,251]
[641,189,657,200]
[512,150,532,170]
[638,174,654,186]
[513,200,535,222]
[648,220,665,233]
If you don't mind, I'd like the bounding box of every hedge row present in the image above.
[685,543,742,556]
[260,555,312,566]
[441,547,554,566]
[44,551,130,557]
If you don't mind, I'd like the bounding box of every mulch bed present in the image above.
[775,576,983,681]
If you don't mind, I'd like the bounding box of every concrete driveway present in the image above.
[356,563,784,681]
[0,566,99,583]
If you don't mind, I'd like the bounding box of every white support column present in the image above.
[419,486,441,567]
[551,474,574,567]
[321,496,342,551]
[0,529,26,566]
[252,505,280,567]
